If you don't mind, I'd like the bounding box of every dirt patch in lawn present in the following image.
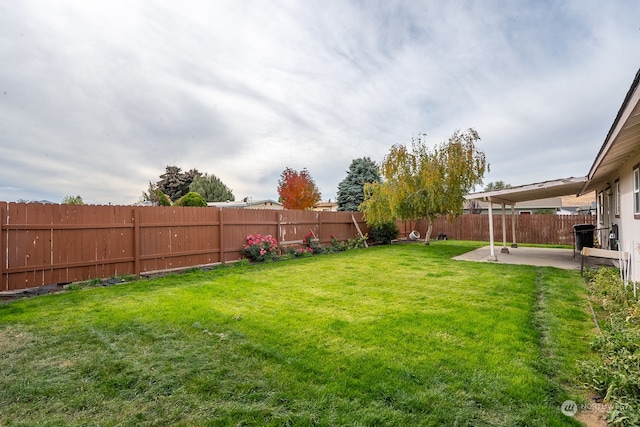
[576,407,608,427]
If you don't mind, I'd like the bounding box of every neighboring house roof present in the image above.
[18,199,56,204]
[515,197,562,208]
[314,201,338,211]
[560,192,596,209]
[583,68,640,194]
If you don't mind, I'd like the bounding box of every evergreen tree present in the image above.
[157,166,201,201]
[337,157,381,211]
[189,173,235,202]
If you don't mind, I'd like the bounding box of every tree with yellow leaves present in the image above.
[360,129,488,244]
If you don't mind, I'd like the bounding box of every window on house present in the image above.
[634,166,640,216]
[615,179,620,217]
[598,191,604,223]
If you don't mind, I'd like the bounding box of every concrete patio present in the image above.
[453,245,618,272]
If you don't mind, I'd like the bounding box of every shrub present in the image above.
[579,267,640,425]
[61,195,84,205]
[369,221,399,245]
[303,232,326,254]
[348,234,368,249]
[242,234,279,262]
[585,267,634,311]
[174,191,207,207]
[288,247,313,258]
[329,234,347,252]
[277,252,293,261]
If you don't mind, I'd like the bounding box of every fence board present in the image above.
[0,203,4,291]
[218,208,276,261]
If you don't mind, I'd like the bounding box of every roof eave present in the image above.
[584,68,640,193]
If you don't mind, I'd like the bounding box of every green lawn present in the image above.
[0,241,596,426]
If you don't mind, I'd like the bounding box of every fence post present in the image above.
[276,210,281,243]
[219,208,225,264]
[133,208,140,275]
[0,204,4,291]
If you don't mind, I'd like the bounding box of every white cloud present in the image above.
[1,0,639,204]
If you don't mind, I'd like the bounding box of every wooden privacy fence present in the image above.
[1,202,597,292]
[399,214,596,246]
[0,203,368,292]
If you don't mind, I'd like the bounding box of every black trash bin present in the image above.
[574,224,596,251]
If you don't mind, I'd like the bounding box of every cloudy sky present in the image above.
[1,1,639,205]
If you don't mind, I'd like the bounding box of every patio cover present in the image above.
[466,176,588,259]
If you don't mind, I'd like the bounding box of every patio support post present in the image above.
[487,199,497,261]
[501,203,509,253]
[511,205,518,248]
